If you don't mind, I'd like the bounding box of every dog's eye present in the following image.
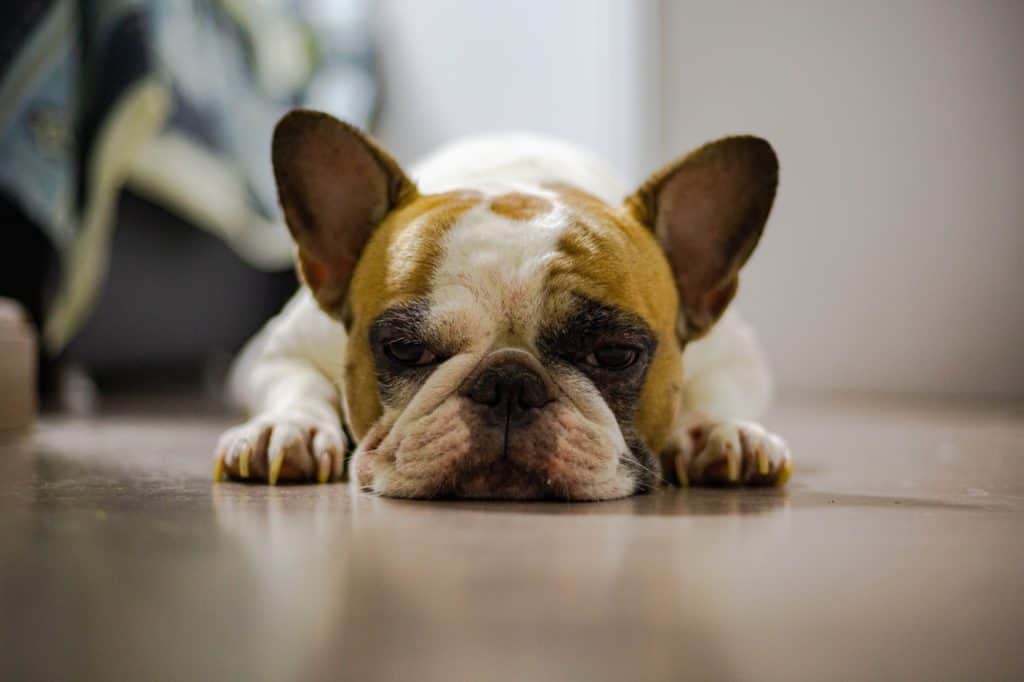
[585,345,639,370]
[384,339,436,366]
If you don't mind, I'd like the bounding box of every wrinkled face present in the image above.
[272,111,777,501]
[343,187,682,500]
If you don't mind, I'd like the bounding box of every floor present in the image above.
[1,394,1022,681]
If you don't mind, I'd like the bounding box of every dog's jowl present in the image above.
[214,110,792,499]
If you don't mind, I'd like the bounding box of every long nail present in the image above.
[268,450,285,486]
[238,445,251,479]
[757,448,770,475]
[775,460,793,487]
[316,452,331,484]
[725,446,739,483]
[675,457,690,488]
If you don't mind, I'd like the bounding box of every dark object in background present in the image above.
[62,192,295,391]
[1,183,296,404]
[0,193,55,332]
[0,297,37,432]
[0,1,376,403]
[0,193,57,393]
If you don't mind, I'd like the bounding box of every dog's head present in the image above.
[272,110,777,500]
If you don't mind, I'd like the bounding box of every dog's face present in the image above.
[344,184,679,500]
[272,111,777,500]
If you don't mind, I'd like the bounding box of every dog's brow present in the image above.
[369,299,431,339]
[554,295,657,345]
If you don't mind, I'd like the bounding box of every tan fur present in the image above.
[346,182,686,454]
[342,172,759,462]
[221,122,784,495]
[543,183,683,455]
[488,192,553,221]
[343,191,482,437]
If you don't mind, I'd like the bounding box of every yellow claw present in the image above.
[726,447,740,483]
[775,460,793,487]
[674,457,689,488]
[268,450,285,486]
[238,446,250,479]
[316,453,331,484]
[213,456,225,482]
[757,448,770,475]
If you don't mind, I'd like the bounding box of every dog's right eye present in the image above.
[585,344,640,370]
[384,339,436,366]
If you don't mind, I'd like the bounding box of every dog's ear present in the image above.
[626,136,777,340]
[272,110,417,314]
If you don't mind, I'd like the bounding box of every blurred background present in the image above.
[1,0,1022,418]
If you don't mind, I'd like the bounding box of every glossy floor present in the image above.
[1,395,1022,681]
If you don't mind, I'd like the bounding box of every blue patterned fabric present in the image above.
[0,1,79,251]
[0,0,377,349]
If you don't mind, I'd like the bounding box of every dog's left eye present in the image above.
[384,339,436,366]
[585,345,639,370]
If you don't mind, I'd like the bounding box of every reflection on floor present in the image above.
[1,394,1022,681]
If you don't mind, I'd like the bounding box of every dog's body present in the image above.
[215,114,791,499]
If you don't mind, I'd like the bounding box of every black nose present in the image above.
[465,362,552,415]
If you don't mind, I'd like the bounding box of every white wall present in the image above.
[373,1,1024,398]
[662,1,1024,397]
[373,0,660,182]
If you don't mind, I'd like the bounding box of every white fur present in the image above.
[411,132,627,204]
[223,133,774,488]
[428,198,568,347]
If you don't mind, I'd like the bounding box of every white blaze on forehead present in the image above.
[429,197,569,347]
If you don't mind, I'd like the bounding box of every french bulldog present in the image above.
[213,110,791,500]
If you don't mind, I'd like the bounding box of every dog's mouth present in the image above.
[353,395,644,501]
[435,459,567,500]
[350,344,656,501]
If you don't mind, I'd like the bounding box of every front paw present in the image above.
[667,419,792,487]
[214,414,347,485]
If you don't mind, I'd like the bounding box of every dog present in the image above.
[213,110,791,500]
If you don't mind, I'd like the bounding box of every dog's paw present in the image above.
[213,413,347,485]
[666,419,791,487]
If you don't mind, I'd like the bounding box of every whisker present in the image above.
[621,449,665,485]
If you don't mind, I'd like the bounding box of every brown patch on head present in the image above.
[488,192,552,221]
[543,182,683,456]
[544,182,678,326]
[342,190,482,438]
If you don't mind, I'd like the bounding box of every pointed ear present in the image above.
[626,136,778,340]
[272,110,417,315]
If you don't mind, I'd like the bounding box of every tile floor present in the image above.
[1,394,1022,681]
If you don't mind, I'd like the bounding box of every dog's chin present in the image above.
[353,396,640,501]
